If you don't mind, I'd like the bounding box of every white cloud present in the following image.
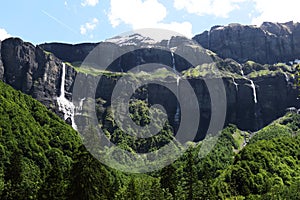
[173,0,246,18]
[81,0,99,7]
[251,0,300,25]
[0,28,11,41]
[108,0,167,28]
[108,0,193,38]
[80,18,99,35]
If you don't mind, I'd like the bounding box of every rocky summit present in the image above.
[193,21,300,64]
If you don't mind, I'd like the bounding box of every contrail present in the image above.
[41,10,78,35]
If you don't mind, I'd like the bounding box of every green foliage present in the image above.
[209,113,300,199]
[0,81,126,199]
[0,81,82,199]
[182,63,224,78]
[296,64,300,90]
[247,70,279,78]
[250,123,292,143]
[100,99,175,153]
[1,78,300,200]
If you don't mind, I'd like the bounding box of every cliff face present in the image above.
[39,42,98,63]
[193,21,300,64]
[0,38,77,115]
[39,35,214,73]
[92,72,299,140]
[0,35,299,140]
[224,75,299,131]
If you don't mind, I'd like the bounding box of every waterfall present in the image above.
[60,63,66,96]
[57,63,77,130]
[79,98,86,110]
[249,80,258,104]
[75,97,86,115]
[283,72,289,83]
[176,76,180,87]
[167,38,171,49]
[239,64,258,104]
[239,64,245,76]
[167,38,180,124]
[171,52,176,71]
[232,77,238,91]
[167,37,176,71]
[174,105,180,123]
[174,76,180,123]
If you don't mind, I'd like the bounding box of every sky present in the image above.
[0,0,300,44]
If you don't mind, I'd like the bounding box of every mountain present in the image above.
[1,22,300,199]
[193,21,300,64]
[39,34,213,72]
[0,27,299,139]
[1,76,299,199]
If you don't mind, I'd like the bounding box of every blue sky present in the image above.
[0,0,299,44]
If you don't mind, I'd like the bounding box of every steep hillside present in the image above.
[209,113,300,199]
[0,81,127,200]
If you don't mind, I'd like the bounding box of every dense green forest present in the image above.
[0,80,300,199]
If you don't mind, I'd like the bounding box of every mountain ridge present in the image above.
[193,21,300,64]
[0,22,299,138]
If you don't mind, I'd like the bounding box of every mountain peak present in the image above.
[105,33,157,46]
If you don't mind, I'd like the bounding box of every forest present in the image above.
[1,80,300,199]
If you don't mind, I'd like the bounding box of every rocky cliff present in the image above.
[193,21,300,64]
[0,38,77,118]
[39,42,98,63]
[0,33,299,141]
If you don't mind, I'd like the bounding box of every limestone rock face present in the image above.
[0,35,299,140]
[0,38,76,111]
[40,34,216,72]
[193,21,300,64]
[39,42,98,63]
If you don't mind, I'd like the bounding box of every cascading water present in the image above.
[238,65,262,131]
[283,72,289,83]
[75,97,86,115]
[57,63,77,130]
[232,77,238,91]
[168,37,180,123]
[239,64,258,104]
[239,65,245,76]
[249,80,258,104]
[79,98,86,110]
[171,52,176,72]
[167,39,170,49]
[174,76,180,123]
